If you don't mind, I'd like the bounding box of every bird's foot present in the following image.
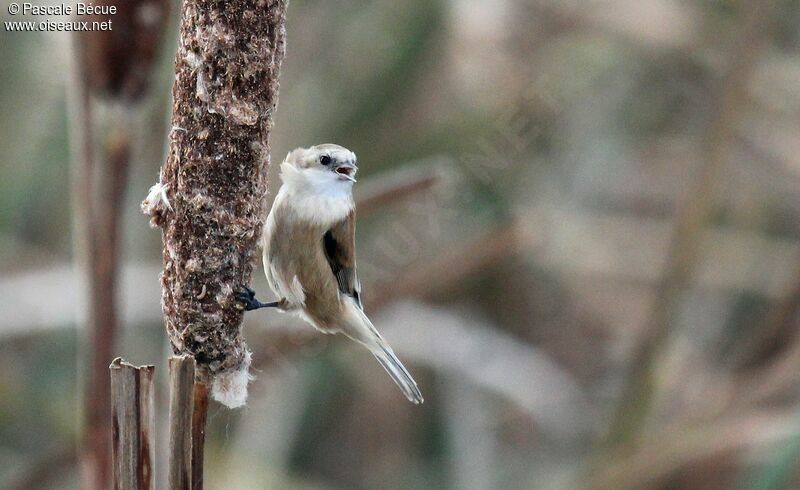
[235,286,283,311]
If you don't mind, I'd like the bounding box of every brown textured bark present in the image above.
[144,0,287,384]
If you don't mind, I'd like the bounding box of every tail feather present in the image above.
[343,301,423,404]
[371,343,424,404]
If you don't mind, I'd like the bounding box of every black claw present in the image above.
[235,286,282,311]
[234,287,257,311]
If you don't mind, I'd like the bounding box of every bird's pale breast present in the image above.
[263,198,346,331]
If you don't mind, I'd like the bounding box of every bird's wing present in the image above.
[323,210,362,309]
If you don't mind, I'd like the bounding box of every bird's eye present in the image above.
[320,155,332,166]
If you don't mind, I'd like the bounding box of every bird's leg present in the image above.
[235,286,283,311]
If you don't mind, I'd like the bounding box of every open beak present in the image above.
[334,162,358,182]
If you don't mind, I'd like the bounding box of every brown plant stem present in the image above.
[85,120,132,490]
[191,382,209,490]
[168,355,196,490]
[110,358,155,490]
[69,26,103,490]
[73,1,170,487]
[144,0,288,392]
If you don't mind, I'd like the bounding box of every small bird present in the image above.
[237,144,423,404]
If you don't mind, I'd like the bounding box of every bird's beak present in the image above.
[334,161,358,182]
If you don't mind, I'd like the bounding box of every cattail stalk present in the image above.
[143,0,288,407]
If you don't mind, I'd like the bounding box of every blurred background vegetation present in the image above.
[2,0,800,488]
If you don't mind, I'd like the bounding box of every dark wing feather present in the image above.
[323,210,362,308]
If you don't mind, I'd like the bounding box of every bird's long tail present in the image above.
[344,303,423,404]
[370,340,424,404]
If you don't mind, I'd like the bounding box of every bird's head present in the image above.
[281,144,358,191]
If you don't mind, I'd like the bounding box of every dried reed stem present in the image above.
[191,382,209,490]
[168,355,196,490]
[110,358,155,490]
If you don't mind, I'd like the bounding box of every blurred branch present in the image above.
[590,410,800,489]
[78,0,170,100]
[354,159,444,218]
[526,0,701,52]
[68,17,105,490]
[523,206,799,299]
[603,0,777,448]
[80,112,131,490]
[370,223,518,310]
